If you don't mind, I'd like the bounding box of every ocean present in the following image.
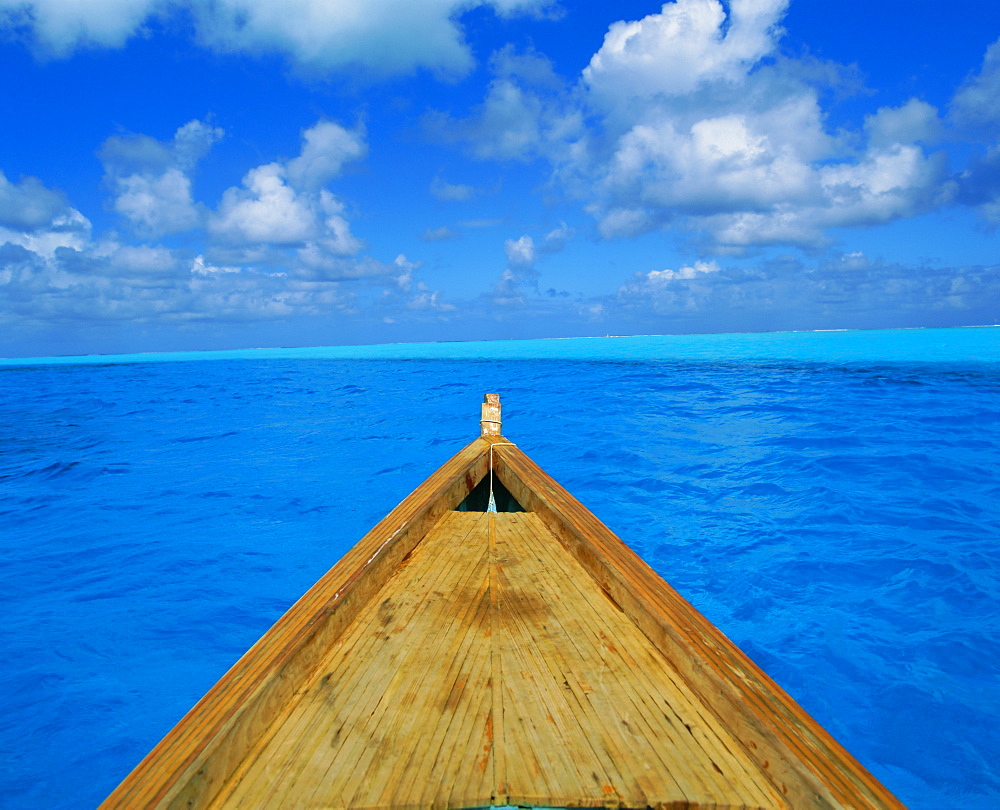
[1,327,998,808]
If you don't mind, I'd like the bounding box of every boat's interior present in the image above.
[101,432,902,810]
[455,473,525,512]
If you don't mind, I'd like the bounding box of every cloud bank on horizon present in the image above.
[1,0,998,355]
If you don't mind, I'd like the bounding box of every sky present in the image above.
[1,0,999,357]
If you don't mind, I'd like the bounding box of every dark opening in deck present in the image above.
[455,475,525,512]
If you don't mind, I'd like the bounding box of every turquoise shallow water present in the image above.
[1,328,998,808]
[3,325,999,367]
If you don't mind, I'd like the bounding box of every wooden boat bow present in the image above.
[101,394,903,809]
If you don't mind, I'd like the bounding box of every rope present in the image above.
[487,442,516,513]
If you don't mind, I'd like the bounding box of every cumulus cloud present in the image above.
[489,226,571,305]
[0,171,91,257]
[0,0,160,55]
[111,170,200,236]
[438,1,954,250]
[950,37,1000,137]
[617,259,725,316]
[955,144,1000,226]
[1,0,556,76]
[286,120,366,190]
[576,1,942,246]
[492,234,538,305]
[212,163,318,245]
[583,0,788,105]
[949,39,1000,226]
[0,227,377,330]
[100,119,223,237]
[209,119,366,270]
[0,115,408,339]
[865,99,942,148]
[191,255,240,276]
[540,222,574,252]
[377,253,455,314]
[426,46,584,162]
[647,259,721,283]
[0,171,73,230]
[503,234,535,268]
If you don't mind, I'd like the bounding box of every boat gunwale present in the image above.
[101,431,903,810]
[100,437,493,810]
[490,442,904,810]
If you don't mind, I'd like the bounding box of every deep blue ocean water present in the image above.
[1,327,998,809]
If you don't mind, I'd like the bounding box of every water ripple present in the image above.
[0,356,998,808]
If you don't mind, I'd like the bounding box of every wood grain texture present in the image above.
[491,439,904,810]
[212,511,783,810]
[101,432,903,810]
[100,439,491,810]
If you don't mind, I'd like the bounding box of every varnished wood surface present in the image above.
[100,439,492,810]
[492,441,905,810]
[212,511,784,810]
[101,433,903,810]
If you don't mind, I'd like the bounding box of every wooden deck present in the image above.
[101,396,903,810]
[211,511,784,809]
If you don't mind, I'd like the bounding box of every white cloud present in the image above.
[286,120,366,190]
[100,119,223,237]
[616,259,724,316]
[583,0,789,106]
[392,254,418,291]
[493,234,539,305]
[0,171,73,230]
[612,252,1000,330]
[209,119,366,265]
[211,163,317,244]
[0,0,159,55]
[0,171,91,257]
[817,144,949,225]
[87,241,180,278]
[112,169,200,235]
[0,119,407,335]
[951,38,1000,136]
[646,259,720,283]
[100,119,223,175]
[503,234,535,268]
[2,0,556,76]
[427,47,584,163]
[375,253,455,314]
[191,255,240,276]
[540,222,574,252]
[441,0,952,250]
[456,79,548,161]
[0,231,369,327]
[865,99,942,148]
[601,100,822,214]
[407,289,456,311]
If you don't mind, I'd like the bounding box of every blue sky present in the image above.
[1,0,999,357]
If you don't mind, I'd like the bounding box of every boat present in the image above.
[101,394,903,809]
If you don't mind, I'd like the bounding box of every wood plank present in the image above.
[101,439,491,810]
[492,440,903,810]
[209,515,477,807]
[103,423,903,810]
[495,512,782,809]
[213,512,495,810]
[487,515,507,806]
[213,508,794,809]
[495,514,642,807]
